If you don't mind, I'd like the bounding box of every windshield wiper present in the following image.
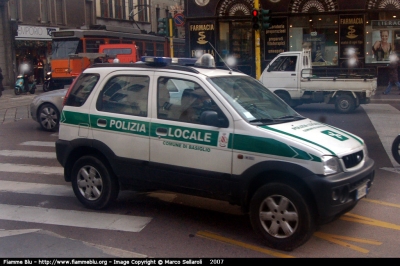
[249,118,276,124]
[275,115,305,121]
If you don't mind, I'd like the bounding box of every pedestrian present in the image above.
[0,67,4,97]
[383,53,400,95]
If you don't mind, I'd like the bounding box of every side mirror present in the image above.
[200,111,227,127]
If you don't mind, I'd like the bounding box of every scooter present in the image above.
[43,71,53,92]
[391,135,400,164]
[14,74,36,95]
[43,71,64,92]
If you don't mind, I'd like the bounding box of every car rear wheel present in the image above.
[249,182,316,251]
[38,103,60,131]
[71,155,118,210]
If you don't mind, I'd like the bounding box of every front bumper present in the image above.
[309,157,375,224]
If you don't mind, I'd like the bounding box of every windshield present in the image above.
[51,39,82,59]
[208,76,304,125]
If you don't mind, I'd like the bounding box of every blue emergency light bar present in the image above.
[141,56,172,66]
[140,55,215,68]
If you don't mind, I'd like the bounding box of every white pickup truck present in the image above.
[260,49,377,113]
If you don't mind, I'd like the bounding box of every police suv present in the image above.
[56,54,375,251]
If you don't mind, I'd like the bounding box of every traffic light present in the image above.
[252,9,260,30]
[157,18,168,36]
[259,9,271,30]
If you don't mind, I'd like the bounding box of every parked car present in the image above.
[30,88,67,131]
[55,55,374,251]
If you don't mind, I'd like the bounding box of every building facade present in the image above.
[184,0,400,84]
[0,0,183,88]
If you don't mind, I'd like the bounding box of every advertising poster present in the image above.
[369,21,400,63]
[188,21,216,58]
[264,17,288,61]
[339,14,365,67]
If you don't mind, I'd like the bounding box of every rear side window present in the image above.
[96,75,150,117]
[64,74,99,107]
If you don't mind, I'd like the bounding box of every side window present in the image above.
[97,75,149,116]
[157,77,227,126]
[268,56,286,71]
[64,73,99,107]
[283,56,297,71]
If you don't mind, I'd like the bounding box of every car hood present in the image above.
[41,88,68,97]
[260,118,363,157]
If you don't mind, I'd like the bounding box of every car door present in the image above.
[89,71,152,182]
[261,55,299,92]
[149,74,234,197]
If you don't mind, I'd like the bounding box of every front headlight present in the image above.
[322,155,341,175]
[46,72,52,75]
[363,145,369,160]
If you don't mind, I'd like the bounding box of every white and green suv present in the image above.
[56,54,375,251]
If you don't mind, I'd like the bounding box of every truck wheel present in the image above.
[335,94,355,113]
[71,155,119,210]
[275,91,292,107]
[249,183,316,251]
[391,135,400,164]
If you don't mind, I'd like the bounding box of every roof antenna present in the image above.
[208,42,233,74]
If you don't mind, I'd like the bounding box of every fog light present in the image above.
[332,189,339,201]
[339,186,349,203]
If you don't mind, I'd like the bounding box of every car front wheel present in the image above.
[249,182,316,251]
[71,155,118,210]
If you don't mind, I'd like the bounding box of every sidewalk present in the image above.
[0,86,45,124]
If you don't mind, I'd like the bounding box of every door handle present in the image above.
[97,119,107,127]
[291,74,296,76]
[156,127,168,136]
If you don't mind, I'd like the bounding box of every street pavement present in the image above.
[0,86,148,258]
[0,85,399,258]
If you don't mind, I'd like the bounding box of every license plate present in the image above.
[356,183,368,200]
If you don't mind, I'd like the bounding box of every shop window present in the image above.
[365,13,400,65]
[289,15,339,66]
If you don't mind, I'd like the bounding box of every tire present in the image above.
[43,83,49,92]
[335,94,355,113]
[14,88,21,95]
[391,135,400,164]
[275,91,292,107]
[38,103,60,131]
[71,155,119,210]
[249,183,316,251]
[30,85,36,94]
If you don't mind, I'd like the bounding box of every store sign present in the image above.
[339,14,364,61]
[189,22,216,57]
[264,17,288,61]
[16,25,59,40]
[372,20,400,29]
